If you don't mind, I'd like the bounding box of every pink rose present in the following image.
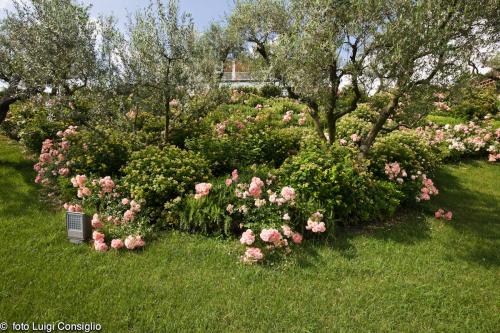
[130,200,141,213]
[92,231,105,242]
[350,133,361,142]
[121,198,130,205]
[58,168,70,176]
[281,225,293,238]
[292,233,303,244]
[242,247,264,263]
[248,183,262,198]
[260,228,282,243]
[123,210,134,223]
[281,186,296,202]
[240,229,255,245]
[312,222,326,233]
[99,176,115,193]
[195,182,212,199]
[231,169,239,181]
[434,208,444,219]
[91,214,103,229]
[111,239,124,249]
[94,241,108,252]
[225,178,233,187]
[444,211,453,221]
[124,235,145,250]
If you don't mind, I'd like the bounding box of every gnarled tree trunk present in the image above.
[0,95,19,125]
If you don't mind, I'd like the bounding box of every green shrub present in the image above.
[259,84,282,98]
[186,122,304,175]
[236,86,259,95]
[1,97,91,152]
[371,130,443,177]
[451,86,499,120]
[336,114,372,141]
[65,126,131,177]
[122,145,211,220]
[279,144,402,225]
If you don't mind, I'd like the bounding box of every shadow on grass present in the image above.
[291,161,499,269]
[0,157,45,218]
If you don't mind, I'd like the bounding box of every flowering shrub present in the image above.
[64,125,131,177]
[279,144,402,225]
[34,126,79,189]
[186,120,305,175]
[63,173,151,252]
[175,168,308,236]
[371,130,443,177]
[1,96,86,152]
[122,145,211,219]
[414,121,499,161]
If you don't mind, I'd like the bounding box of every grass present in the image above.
[0,135,499,332]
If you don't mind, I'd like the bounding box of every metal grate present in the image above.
[67,214,82,231]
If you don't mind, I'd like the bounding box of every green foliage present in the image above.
[371,130,443,178]
[451,86,499,120]
[426,115,466,126]
[279,144,402,225]
[337,114,372,141]
[122,145,211,219]
[259,84,282,98]
[65,126,131,177]
[187,120,303,175]
[1,97,89,152]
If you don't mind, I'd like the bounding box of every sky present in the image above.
[0,0,234,30]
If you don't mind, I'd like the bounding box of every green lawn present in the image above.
[1,135,499,332]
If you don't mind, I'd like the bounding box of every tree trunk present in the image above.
[0,96,19,125]
[359,93,401,158]
[164,95,170,144]
[326,109,337,144]
[309,104,327,142]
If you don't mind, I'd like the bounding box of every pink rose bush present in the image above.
[416,121,499,162]
[62,172,148,253]
[305,212,327,233]
[34,126,78,187]
[384,161,439,202]
[434,208,453,221]
[180,169,328,264]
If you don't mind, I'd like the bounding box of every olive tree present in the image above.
[198,22,242,82]
[359,0,499,157]
[274,0,383,143]
[121,0,196,143]
[0,0,97,123]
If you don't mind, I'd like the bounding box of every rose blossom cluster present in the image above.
[214,119,249,137]
[98,176,116,195]
[240,225,303,264]
[306,212,326,233]
[283,110,294,123]
[350,133,361,143]
[416,121,499,162]
[194,183,213,199]
[488,152,500,162]
[71,175,92,198]
[384,162,408,184]
[434,208,453,221]
[34,125,78,186]
[92,230,144,253]
[417,176,439,201]
[63,203,83,212]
